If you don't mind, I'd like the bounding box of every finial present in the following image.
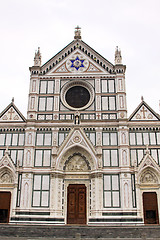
[12,97,14,103]
[5,146,9,155]
[145,145,150,154]
[74,25,81,40]
[141,96,144,101]
[34,47,41,66]
[115,46,122,64]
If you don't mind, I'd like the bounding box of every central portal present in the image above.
[67,184,86,224]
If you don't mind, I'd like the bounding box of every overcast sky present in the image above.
[0,0,160,117]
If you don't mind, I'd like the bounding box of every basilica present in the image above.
[0,27,160,225]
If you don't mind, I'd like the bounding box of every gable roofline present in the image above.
[41,40,75,68]
[40,39,116,74]
[0,101,26,122]
[128,100,160,121]
[81,40,114,68]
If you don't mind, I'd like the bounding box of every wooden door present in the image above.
[0,192,11,223]
[143,192,159,224]
[67,184,86,224]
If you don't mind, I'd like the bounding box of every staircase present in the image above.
[0,225,160,239]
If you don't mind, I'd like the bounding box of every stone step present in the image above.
[0,225,160,239]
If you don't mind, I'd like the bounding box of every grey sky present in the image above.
[0,0,160,116]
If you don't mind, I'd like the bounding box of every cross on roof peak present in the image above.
[74,25,81,40]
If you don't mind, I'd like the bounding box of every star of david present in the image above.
[70,56,85,70]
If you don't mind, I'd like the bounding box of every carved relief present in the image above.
[55,63,68,73]
[0,172,13,183]
[64,153,90,171]
[140,170,158,184]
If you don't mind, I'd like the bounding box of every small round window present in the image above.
[65,86,90,108]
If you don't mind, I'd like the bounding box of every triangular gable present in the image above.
[138,152,159,171]
[40,39,114,75]
[0,149,16,184]
[137,151,160,185]
[129,100,160,121]
[51,50,106,74]
[0,101,26,122]
[0,149,16,172]
[56,127,98,169]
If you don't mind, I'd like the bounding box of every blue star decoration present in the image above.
[70,56,84,70]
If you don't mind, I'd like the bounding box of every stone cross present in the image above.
[140,106,147,119]
[8,108,15,120]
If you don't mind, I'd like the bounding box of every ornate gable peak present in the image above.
[138,151,160,173]
[129,100,160,121]
[56,127,98,170]
[0,100,26,122]
[40,40,115,75]
[58,127,96,155]
[0,148,16,174]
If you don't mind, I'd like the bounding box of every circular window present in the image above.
[61,80,94,110]
[65,86,90,108]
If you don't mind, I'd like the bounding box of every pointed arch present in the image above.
[57,145,96,171]
[0,167,14,184]
[139,168,159,185]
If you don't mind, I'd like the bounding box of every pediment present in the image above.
[58,127,96,155]
[50,50,107,75]
[56,127,98,170]
[0,150,16,184]
[0,101,26,122]
[129,100,160,121]
[137,153,160,185]
[138,152,160,173]
[41,40,114,75]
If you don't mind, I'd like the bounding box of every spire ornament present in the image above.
[115,46,122,65]
[74,26,81,40]
[34,47,41,66]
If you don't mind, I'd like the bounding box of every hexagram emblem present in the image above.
[66,54,89,72]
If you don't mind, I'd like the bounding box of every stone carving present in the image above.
[2,115,8,120]
[14,115,19,120]
[136,114,141,119]
[73,135,81,143]
[64,153,90,171]
[120,112,125,118]
[0,173,12,183]
[87,63,100,72]
[55,64,68,73]
[140,170,158,184]
[148,114,153,119]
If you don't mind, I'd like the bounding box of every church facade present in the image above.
[0,27,160,225]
